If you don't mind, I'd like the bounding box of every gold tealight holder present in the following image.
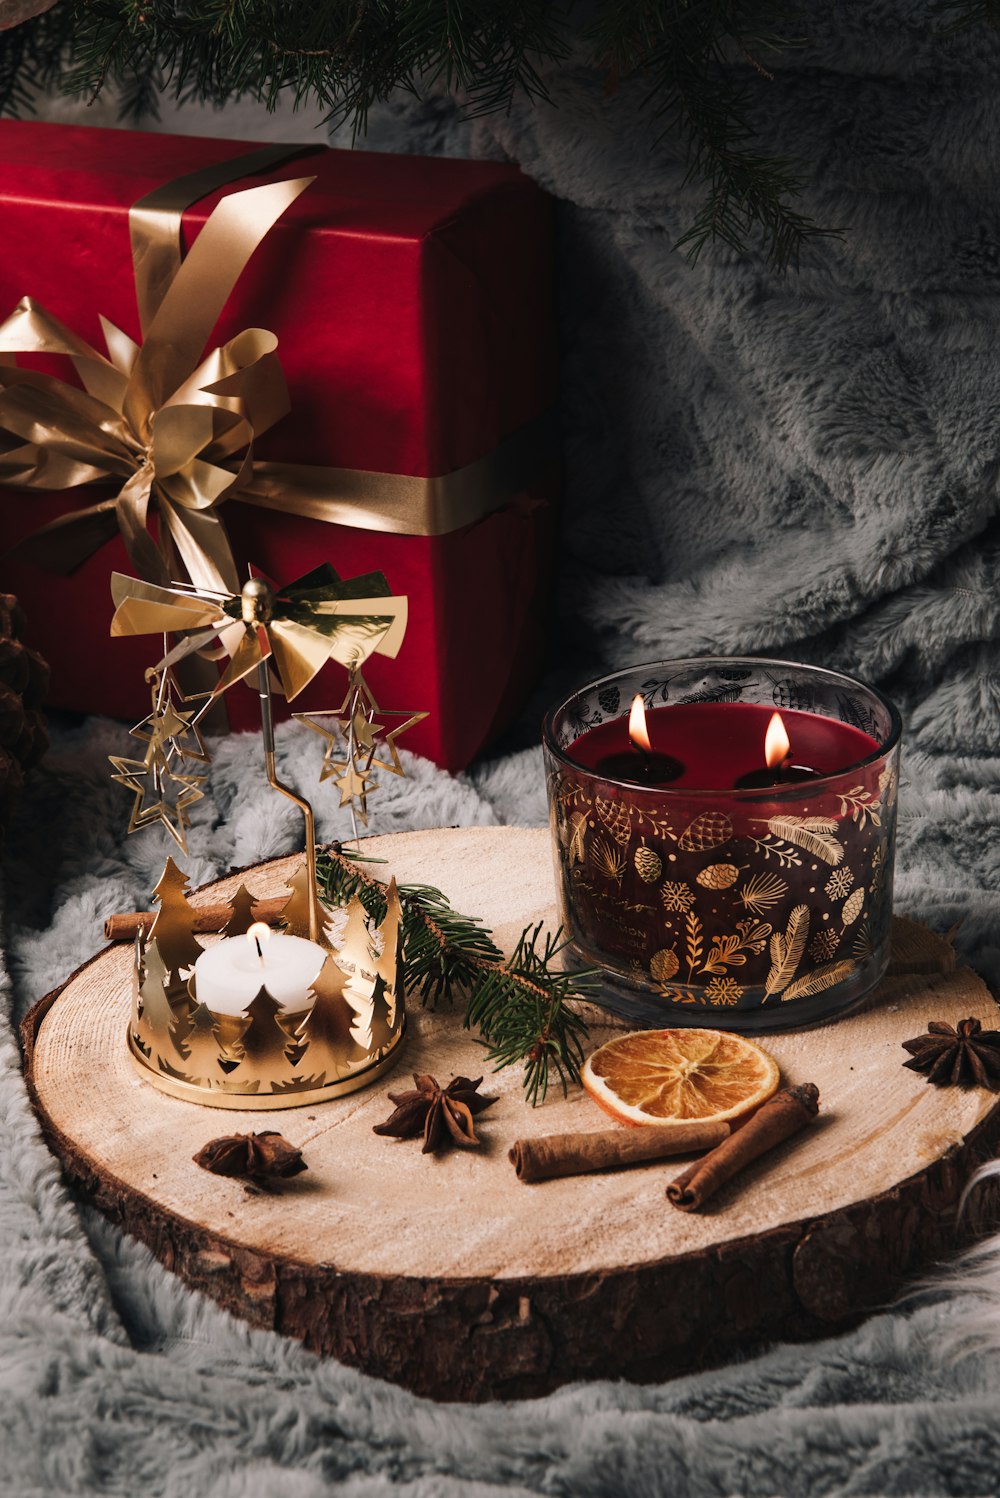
[127,856,405,1108]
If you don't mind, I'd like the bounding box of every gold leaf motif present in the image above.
[650,947,680,984]
[595,795,633,847]
[841,887,865,926]
[765,904,810,996]
[685,911,704,983]
[696,863,739,890]
[591,835,626,885]
[678,811,734,853]
[701,919,771,975]
[837,785,881,828]
[782,960,857,1003]
[737,871,788,914]
[765,816,844,866]
[634,844,662,883]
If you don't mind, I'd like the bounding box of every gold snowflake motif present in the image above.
[661,881,695,914]
[825,867,855,901]
[809,928,840,962]
[705,976,743,1007]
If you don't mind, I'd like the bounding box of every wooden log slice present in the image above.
[22,826,1000,1402]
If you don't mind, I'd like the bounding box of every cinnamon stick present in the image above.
[104,897,287,943]
[666,1082,820,1212]
[509,1119,730,1184]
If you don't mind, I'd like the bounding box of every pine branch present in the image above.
[15,1,980,263]
[935,0,1000,31]
[316,842,598,1105]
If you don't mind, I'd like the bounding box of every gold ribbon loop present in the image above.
[1,146,319,594]
[1,143,556,590]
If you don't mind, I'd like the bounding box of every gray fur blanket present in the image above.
[6,1,1000,1492]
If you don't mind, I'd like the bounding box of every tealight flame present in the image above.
[628,693,652,753]
[247,922,271,961]
[764,712,791,770]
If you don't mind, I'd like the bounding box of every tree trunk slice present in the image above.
[22,826,1000,1402]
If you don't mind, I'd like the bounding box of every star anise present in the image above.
[373,1073,497,1154]
[193,1131,307,1182]
[902,1018,1000,1090]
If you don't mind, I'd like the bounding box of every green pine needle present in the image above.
[316,843,599,1106]
[0,0,881,266]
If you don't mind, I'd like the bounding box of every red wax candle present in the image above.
[544,659,901,1032]
[571,703,878,789]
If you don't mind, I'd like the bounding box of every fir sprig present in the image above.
[0,0,840,267]
[316,843,598,1105]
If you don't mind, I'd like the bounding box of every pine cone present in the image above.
[634,845,662,883]
[0,594,48,815]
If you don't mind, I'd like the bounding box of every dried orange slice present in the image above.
[581,1028,780,1127]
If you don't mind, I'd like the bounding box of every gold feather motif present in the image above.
[782,960,856,1002]
[765,816,844,866]
[765,904,810,996]
[567,812,588,866]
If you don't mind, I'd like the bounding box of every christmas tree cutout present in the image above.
[220,884,257,938]
[148,857,205,982]
[228,987,301,1092]
[366,974,397,1059]
[368,879,403,1057]
[181,1002,226,1087]
[276,860,333,948]
[374,877,403,1022]
[295,953,370,1079]
[134,938,191,1072]
[336,890,403,1059]
[338,894,377,1047]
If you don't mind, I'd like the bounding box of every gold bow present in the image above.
[0,146,316,595]
[110,564,408,702]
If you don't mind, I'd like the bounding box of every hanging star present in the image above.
[109,743,206,850]
[334,764,375,818]
[129,671,211,767]
[294,671,427,824]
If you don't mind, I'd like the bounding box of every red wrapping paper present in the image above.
[0,121,557,770]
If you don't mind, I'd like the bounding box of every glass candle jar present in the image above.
[542,657,902,1032]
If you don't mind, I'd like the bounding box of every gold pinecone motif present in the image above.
[842,887,865,926]
[650,948,680,984]
[696,862,739,890]
[595,794,633,847]
[634,845,662,883]
[678,810,733,853]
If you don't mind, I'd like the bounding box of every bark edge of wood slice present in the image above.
[22,826,1000,1403]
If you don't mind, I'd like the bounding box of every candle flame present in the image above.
[764,712,791,770]
[246,922,272,953]
[628,693,651,753]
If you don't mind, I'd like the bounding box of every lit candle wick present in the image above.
[247,921,271,966]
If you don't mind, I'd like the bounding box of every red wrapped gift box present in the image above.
[0,121,557,771]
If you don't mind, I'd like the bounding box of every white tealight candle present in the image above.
[193,923,325,1016]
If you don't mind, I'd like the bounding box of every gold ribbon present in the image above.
[0,145,555,585]
[0,144,319,594]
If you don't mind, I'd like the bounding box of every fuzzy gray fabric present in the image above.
[6,0,1000,1491]
[1,721,1000,1498]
